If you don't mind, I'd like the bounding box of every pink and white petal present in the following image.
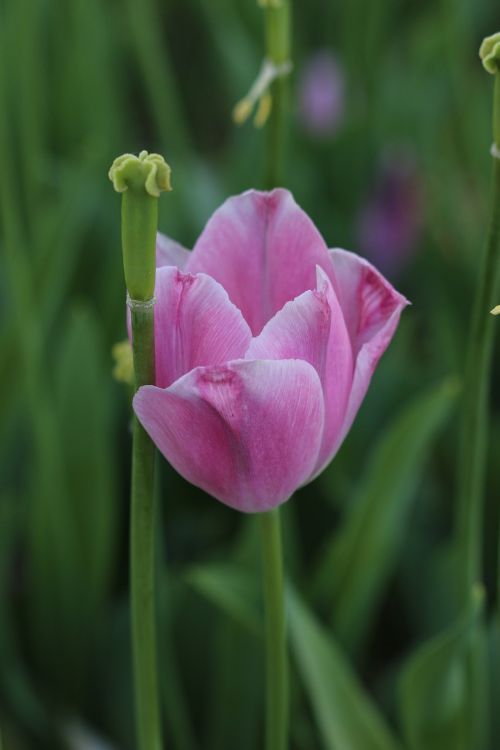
[133,359,325,513]
[156,232,191,269]
[247,266,354,475]
[328,248,409,356]
[154,267,252,388]
[328,247,409,447]
[245,283,331,365]
[185,189,335,334]
[312,267,355,472]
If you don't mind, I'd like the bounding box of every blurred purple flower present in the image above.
[357,152,423,276]
[297,50,345,137]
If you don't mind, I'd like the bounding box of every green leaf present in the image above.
[205,612,264,750]
[487,614,500,747]
[183,561,264,750]
[185,563,261,636]
[314,378,458,652]
[0,496,49,739]
[399,585,485,750]
[55,305,117,606]
[187,563,402,750]
[288,588,404,750]
[28,305,118,700]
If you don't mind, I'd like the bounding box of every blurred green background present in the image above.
[1,0,500,748]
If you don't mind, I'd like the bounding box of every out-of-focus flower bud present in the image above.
[297,50,345,138]
[357,150,423,277]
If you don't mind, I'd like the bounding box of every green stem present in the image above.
[110,150,170,750]
[259,508,288,750]
[494,75,500,151]
[130,304,163,750]
[457,139,500,601]
[263,0,291,189]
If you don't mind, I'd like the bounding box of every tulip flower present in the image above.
[133,188,408,513]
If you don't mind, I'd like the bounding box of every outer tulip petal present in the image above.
[246,266,353,473]
[185,189,334,334]
[154,267,252,388]
[328,247,409,443]
[156,232,191,268]
[133,359,325,513]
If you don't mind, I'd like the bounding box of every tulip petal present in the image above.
[156,232,191,268]
[185,189,334,334]
[133,359,325,512]
[329,248,409,443]
[246,266,353,473]
[154,267,252,388]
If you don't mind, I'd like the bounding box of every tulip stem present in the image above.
[109,151,170,750]
[456,96,500,601]
[263,0,291,189]
[130,303,163,750]
[259,507,288,750]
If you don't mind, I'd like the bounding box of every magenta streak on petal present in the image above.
[328,247,409,449]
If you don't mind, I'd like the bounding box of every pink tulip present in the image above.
[133,189,408,513]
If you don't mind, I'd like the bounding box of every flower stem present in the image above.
[456,80,500,601]
[109,151,171,750]
[263,0,291,189]
[259,508,288,750]
[130,304,163,750]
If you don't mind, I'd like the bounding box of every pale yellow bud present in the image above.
[112,340,134,385]
[254,93,273,128]
[233,98,254,125]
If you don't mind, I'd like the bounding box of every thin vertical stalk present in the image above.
[258,4,291,747]
[125,0,191,158]
[259,508,288,750]
[456,78,500,601]
[263,0,291,188]
[110,151,171,750]
[130,305,163,750]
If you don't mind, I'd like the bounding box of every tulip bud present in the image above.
[112,340,134,385]
[108,150,172,301]
[479,33,500,150]
[491,305,500,315]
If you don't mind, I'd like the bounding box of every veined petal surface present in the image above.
[133,359,325,512]
[154,266,252,388]
[185,189,334,334]
[329,247,409,445]
[247,266,353,473]
[156,232,191,269]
